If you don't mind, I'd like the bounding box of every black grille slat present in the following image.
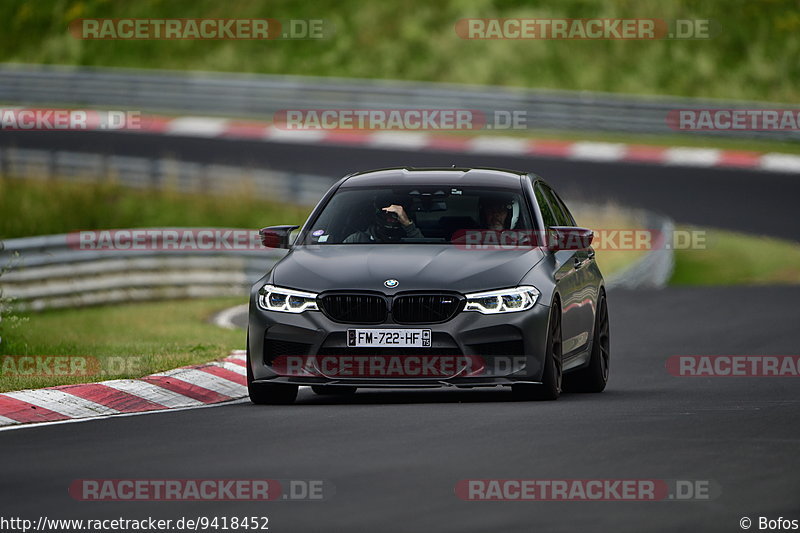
[320,293,388,324]
[393,294,463,324]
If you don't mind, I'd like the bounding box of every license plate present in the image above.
[347,329,431,348]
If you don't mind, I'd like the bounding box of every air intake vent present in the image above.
[263,339,312,365]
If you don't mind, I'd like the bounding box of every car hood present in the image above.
[271,245,545,294]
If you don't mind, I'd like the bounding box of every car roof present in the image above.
[339,167,527,189]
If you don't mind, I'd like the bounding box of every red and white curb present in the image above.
[126,114,800,174]
[0,350,249,429]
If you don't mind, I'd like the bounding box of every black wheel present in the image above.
[311,385,357,396]
[512,304,562,401]
[563,290,610,393]
[247,330,298,405]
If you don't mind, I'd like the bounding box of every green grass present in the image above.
[671,226,800,285]
[0,0,798,103]
[0,176,312,239]
[0,297,245,392]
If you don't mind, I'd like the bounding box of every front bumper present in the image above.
[247,298,551,388]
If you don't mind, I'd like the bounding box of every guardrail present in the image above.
[0,232,286,311]
[604,210,674,290]
[1,63,797,142]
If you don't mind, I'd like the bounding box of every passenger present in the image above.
[479,196,513,231]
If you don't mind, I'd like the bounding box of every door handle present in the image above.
[574,257,584,269]
[587,249,596,260]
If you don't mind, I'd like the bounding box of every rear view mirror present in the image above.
[259,225,300,249]
[548,226,593,251]
[409,189,448,212]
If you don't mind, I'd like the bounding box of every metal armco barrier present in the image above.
[1,63,797,142]
[0,232,286,310]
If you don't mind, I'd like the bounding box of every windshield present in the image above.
[299,186,536,245]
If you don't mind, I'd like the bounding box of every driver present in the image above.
[479,195,513,231]
[344,192,423,243]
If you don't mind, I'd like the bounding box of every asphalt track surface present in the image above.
[1,287,798,532]
[1,133,799,532]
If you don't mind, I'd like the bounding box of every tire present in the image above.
[247,330,299,405]
[311,385,357,396]
[563,290,610,393]
[512,304,562,401]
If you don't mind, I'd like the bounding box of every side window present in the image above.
[550,189,577,226]
[534,184,558,228]
[541,185,571,226]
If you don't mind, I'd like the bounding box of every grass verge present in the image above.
[0,176,312,238]
[671,226,800,285]
[0,297,245,392]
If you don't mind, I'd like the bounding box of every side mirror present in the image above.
[548,226,593,251]
[259,225,300,249]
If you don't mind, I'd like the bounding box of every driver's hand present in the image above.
[382,205,412,226]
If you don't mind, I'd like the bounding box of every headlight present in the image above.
[258,284,319,313]
[464,286,540,314]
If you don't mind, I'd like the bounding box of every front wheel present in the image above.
[512,305,562,401]
[563,290,610,393]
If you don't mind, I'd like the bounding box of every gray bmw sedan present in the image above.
[248,167,609,403]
